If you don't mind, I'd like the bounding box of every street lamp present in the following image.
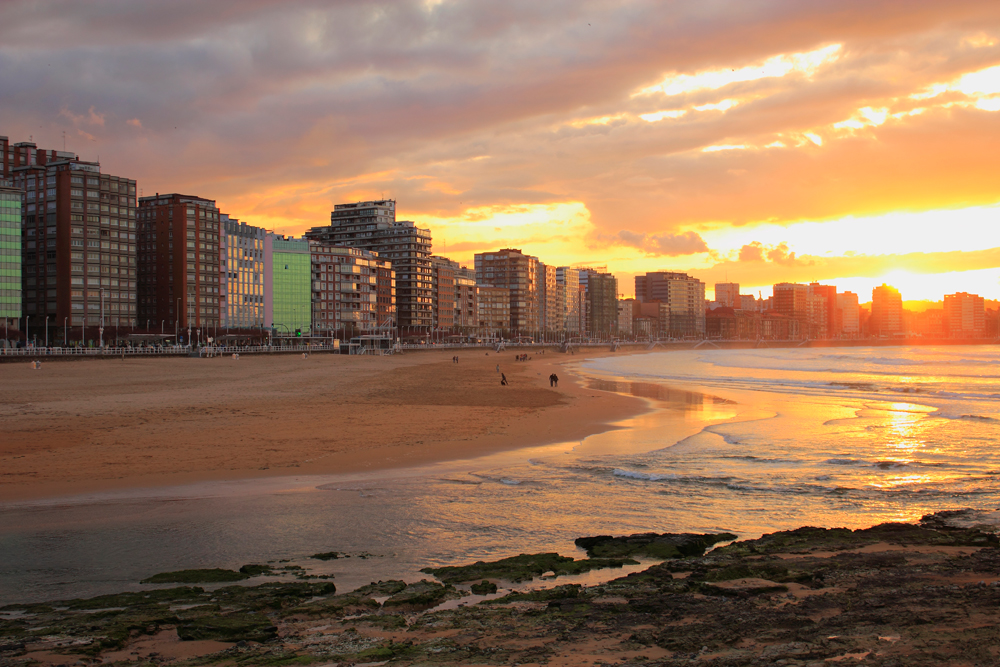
[45,316,49,348]
[99,288,105,348]
[25,316,29,348]
[64,317,67,346]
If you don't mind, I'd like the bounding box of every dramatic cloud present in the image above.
[3,0,1000,297]
[616,230,709,256]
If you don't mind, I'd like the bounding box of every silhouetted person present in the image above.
[501,373,508,386]
[549,373,558,387]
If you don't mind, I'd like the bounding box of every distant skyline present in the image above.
[4,1,1000,300]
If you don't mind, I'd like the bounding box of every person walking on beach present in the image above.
[501,373,508,386]
[549,373,558,387]
[496,364,500,373]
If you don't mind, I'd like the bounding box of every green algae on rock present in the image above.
[140,568,251,584]
[574,531,738,559]
[421,552,637,584]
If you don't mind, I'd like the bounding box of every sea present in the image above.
[2,344,999,605]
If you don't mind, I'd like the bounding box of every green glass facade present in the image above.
[270,239,310,334]
[0,187,21,323]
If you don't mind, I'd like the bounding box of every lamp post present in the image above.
[99,288,105,348]
[64,317,67,346]
[45,316,48,348]
[25,316,29,348]
[176,297,181,346]
[161,320,164,334]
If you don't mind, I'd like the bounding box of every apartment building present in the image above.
[0,184,21,338]
[475,248,540,332]
[137,194,220,332]
[943,292,986,337]
[310,242,394,337]
[11,142,137,331]
[306,200,432,329]
[220,215,265,329]
[870,283,903,336]
[555,267,582,333]
[265,235,310,335]
[635,271,706,338]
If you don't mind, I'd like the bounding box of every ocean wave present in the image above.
[825,458,870,466]
[612,469,734,485]
[719,455,801,464]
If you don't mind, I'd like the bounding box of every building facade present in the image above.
[943,292,986,337]
[635,271,706,338]
[837,292,860,335]
[309,242,394,337]
[475,248,540,333]
[585,270,618,337]
[537,263,563,332]
[714,282,740,308]
[477,285,511,336]
[430,255,457,331]
[555,267,582,333]
[306,200,432,329]
[220,215,265,330]
[12,145,137,334]
[0,185,21,340]
[266,235,311,335]
[138,194,220,336]
[617,298,634,336]
[870,283,903,336]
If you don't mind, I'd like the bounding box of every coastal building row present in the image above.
[2,134,996,344]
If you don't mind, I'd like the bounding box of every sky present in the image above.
[3,0,1000,301]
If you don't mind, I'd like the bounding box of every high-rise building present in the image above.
[870,283,903,336]
[584,270,618,336]
[537,263,563,331]
[714,282,740,308]
[0,184,22,339]
[306,200,432,329]
[475,248,540,333]
[837,292,860,335]
[265,235,311,335]
[137,194,220,336]
[635,271,706,337]
[556,267,582,333]
[309,241,394,337]
[11,143,137,333]
[430,256,476,332]
[430,255,457,331]
[807,283,837,338]
[220,215,265,330]
[453,264,477,330]
[943,292,986,337]
[772,283,809,331]
[617,298,634,336]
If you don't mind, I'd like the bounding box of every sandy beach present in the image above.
[0,348,646,503]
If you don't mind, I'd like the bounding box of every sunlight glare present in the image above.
[634,44,841,97]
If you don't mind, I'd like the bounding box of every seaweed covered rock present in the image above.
[140,568,250,584]
[176,612,277,642]
[470,580,498,595]
[422,553,636,584]
[382,580,464,610]
[574,532,737,559]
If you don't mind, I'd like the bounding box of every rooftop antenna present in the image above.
[63,131,66,151]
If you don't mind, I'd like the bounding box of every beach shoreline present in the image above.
[0,347,652,504]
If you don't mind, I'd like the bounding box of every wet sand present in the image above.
[0,348,646,503]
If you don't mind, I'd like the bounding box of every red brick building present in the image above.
[7,139,137,333]
[137,194,222,334]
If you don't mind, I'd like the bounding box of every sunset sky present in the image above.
[3,1,1000,301]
